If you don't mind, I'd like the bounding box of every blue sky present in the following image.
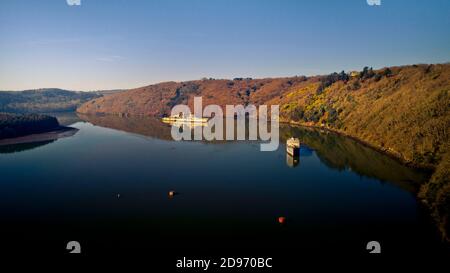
[0,0,449,91]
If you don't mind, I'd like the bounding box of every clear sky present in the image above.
[0,0,449,91]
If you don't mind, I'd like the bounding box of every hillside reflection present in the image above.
[279,126,429,192]
[78,114,429,191]
[0,140,56,154]
[77,114,173,140]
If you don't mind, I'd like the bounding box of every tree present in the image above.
[382,68,392,77]
[339,70,349,82]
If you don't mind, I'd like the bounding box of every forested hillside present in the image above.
[0,113,61,139]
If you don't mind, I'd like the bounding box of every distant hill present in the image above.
[77,63,450,240]
[0,88,124,113]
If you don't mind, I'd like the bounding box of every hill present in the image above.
[77,77,314,116]
[0,88,124,113]
[77,63,450,240]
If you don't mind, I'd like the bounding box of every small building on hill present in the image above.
[350,71,360,78]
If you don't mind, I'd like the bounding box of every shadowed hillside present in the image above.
[0,113,60,139]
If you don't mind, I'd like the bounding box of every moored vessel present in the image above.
[162,113,208,124]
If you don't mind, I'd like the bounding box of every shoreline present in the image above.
[0,126,79,146]
[280,119,436,173]
[77,112,433,172]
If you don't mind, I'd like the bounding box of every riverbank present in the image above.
[281,119,435,171]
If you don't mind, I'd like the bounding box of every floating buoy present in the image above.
[278,216,286,224]
[168,190,176,198]
[117,193,120,198]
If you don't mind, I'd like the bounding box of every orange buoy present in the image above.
[278,216,286,224]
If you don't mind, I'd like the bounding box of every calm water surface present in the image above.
[0,114,447,256]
